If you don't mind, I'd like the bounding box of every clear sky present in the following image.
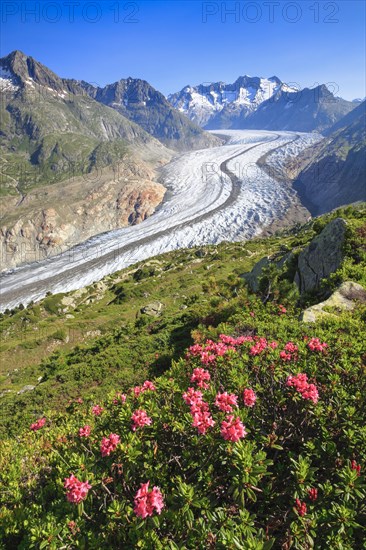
[1,0,365,100]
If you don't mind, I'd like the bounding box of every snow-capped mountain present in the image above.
[168,76,356,132]
[168,76,297,127]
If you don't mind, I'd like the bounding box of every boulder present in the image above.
[141,301,165,316]
[242,253,294,293]
[300,281,366,322]
[295,218,347,293]
[17,385,35,394]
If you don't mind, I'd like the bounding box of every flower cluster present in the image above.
[100,433,120,457]
[280,341,298,361]
[190,368,211,389]
[286,373,319,404]
[351,460,361,476]
[133,380,157,397]
[113,392,127,405]
[250,337,267,356]
[30,417,46,431]
[183,387,203,406]
[220,415,247,442]
[183,388,215,435]
[243,388,257,407]
[79,425,91,438]
[295,498,307,517]
[133,481,164,518]
[91,405,104,416]
[64,475,91,504]
[131,409,152,431]
[308,488,318,501]
[308,337,328,353]
[278,304,287,315]
[187,335,252,366]
[215,392,238,413]
[191,402,215,435]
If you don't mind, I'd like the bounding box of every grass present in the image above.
[0,204,365,437]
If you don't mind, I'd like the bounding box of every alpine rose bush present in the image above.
[133,481,164,519]
[91,405,104,416]
[64,475,91,504]
[215,392,238,412]
[131,410,152,431]
[100,433,120,457]
[30,417,46,431]
[286,373,319,403]
[79,425,91,438]
[243,388,257,407]
[220,415,247,442]
[190,368,211,389]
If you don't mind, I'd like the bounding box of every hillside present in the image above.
[80,78,222,151]
[0,205,365,548]
[0,51,173,269]
[292,100,366,214]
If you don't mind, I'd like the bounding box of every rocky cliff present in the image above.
[0,154,167,270]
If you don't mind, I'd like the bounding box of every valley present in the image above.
[0,130,320,311]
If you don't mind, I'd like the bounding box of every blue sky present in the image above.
[1,0,365,99]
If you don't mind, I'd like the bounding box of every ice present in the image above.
[0,130,318,311]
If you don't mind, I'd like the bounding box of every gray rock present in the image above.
[242,257,270,292]
[295,218,347,293]
[17,385,35,394]
[300,281,366,322]
[242,253,294,293]
[141,301,165,316]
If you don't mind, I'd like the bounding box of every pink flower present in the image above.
[243,388,257,407]
[191,404,215,435]
[286,373,319,403]
[295,498,307,516]
[187,343,203,356]
[142,380,156,392]
[131,409,152,431]
[91,405,104,416]
[308,338,328,353]
[278,304,287,315]
[215,392,238,413]
[79,425,91,438]
[30,417,46,431]
[250,338,267,356]
[301,383,319,404]
[134,481,164,518]
[221,415,247,442]
[100,433,120,457]
[308,488,318,501]
[284,342,298,353]
[280,351,292,361]
[190,368,211,389]
[64,474,91,504]
[269,341,278,349]
[183,387,203,406]
[113,392,127,405]
[287,373,309,393]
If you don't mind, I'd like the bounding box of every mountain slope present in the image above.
[79,78,221,151]
[169,77,356,132]
[0,51,170,191]
[292,100,366,214]
[0,51,172,269]
[0,206,365,549]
